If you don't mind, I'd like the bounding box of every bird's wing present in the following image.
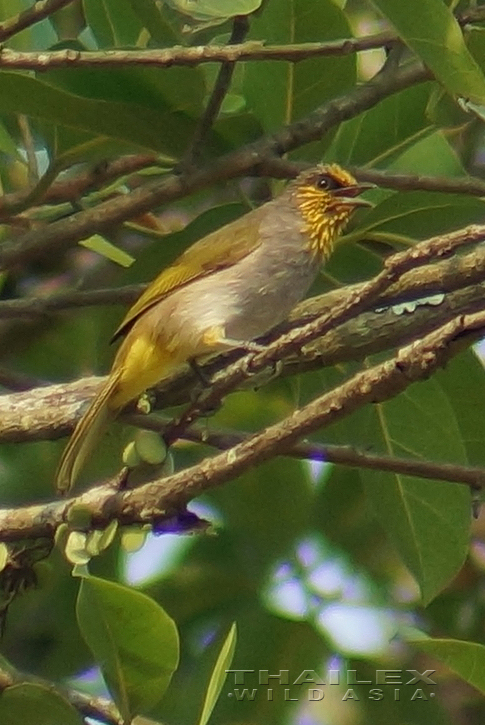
[111,205,266,342]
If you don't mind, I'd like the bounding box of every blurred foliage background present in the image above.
[2,0,485,724]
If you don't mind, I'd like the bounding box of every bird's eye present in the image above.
[316,174,339,191]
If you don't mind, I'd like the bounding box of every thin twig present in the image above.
[0,3,484,70]
[183,15,250,167]
[0,34,398,70]
[260,157,485,196]
[0,666,122,725]
[0,0,76,43]
[17,115,38,186]
[131,416,485,490]
[0,154,159,219]
[0,284,144,319]
[350,168,485,196]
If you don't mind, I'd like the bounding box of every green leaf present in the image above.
[128,0,181,44]
[365,472,470,604]
[0,120,21,159]
[198,623,237,725]
[76,575,179,720]
[325,84,434,167]
[244,0,355,132]
[361,379,471,604]
[0,71,195,155]
[42,48,205,118]
[372,0,485,104]
[0,683,84,725]
[408,635,485,695]
[434,350,485,466]
[167,0,262,22]
[83,0,143,47]
[389,130,465,176]
[305,365,471,604]
[354,191,485,242]
[80,235,135,268]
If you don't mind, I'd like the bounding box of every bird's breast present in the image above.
[138,222,320,360]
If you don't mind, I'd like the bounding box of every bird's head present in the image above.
[291,164,374,258]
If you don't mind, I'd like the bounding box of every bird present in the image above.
[55,164,373,492]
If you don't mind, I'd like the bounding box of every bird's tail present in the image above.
[55,371,122,494]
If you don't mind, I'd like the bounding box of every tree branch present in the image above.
[134,416,485,490]
[0,3,483,70]
[0,33,399,70]
[0,666,122,725]
[3,224,485,443]
[350,168,485,196]
[0,60,430,271]
[0,284,144,320]
[0,0,76,43]
[0,308,483,542]
[0,154,158,219]
[4,160,485,228]
[183,15,250,167]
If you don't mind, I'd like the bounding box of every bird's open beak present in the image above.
[333,182,376,208]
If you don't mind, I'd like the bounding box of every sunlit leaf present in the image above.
[83,0,143,47]
[167,0,262,22]
[244,0,355,133]
[80,234,135,268]
[408,633,485,695]
[198,623,237,725]
[372,0,485,103]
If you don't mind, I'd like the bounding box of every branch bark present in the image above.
[0,666,122,725]
[0,154,158,219]
[0,60,430,271]
[0,0,76,43]
[2,223,485,442]
[0,3,483,70]
[133,416,485,490]
[0,307,483,542]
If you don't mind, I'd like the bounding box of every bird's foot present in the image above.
[189,357,212,387]
[240,355,283,388]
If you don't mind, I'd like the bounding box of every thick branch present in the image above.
[0,0,76,43]
[162,223,485,445]
[3,226,485,442]
[0,60,430,271]
[0,309,483,542]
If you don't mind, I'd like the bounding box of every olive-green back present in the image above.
[111,204,267,342]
